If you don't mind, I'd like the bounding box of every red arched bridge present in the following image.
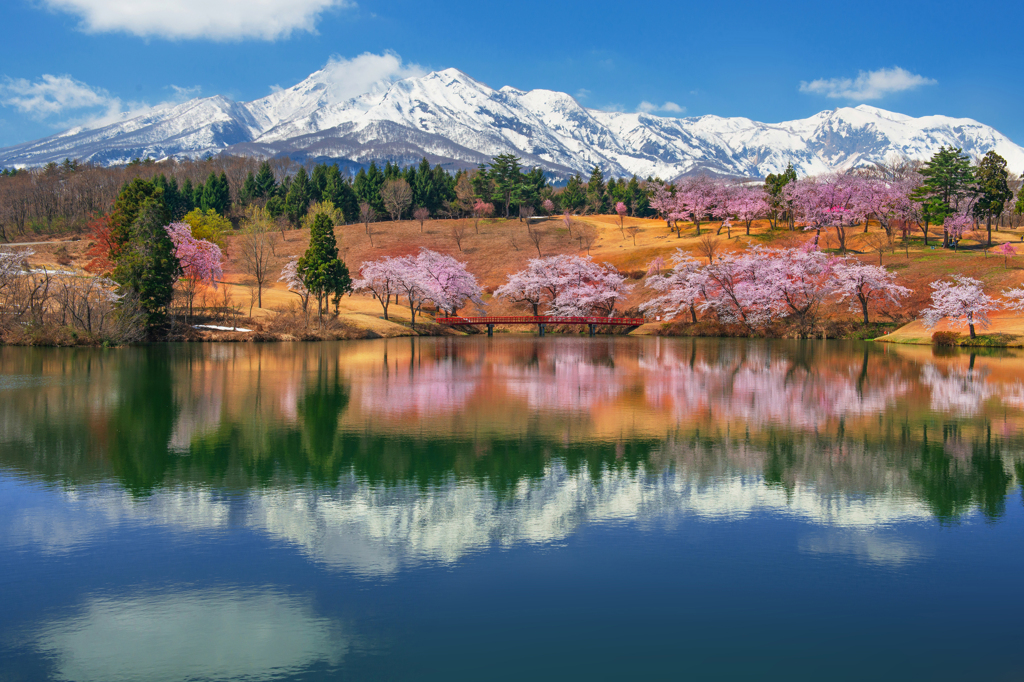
[435,315,646,336]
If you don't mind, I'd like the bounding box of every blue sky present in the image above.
[2,0,1022,154]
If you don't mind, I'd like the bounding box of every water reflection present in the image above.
[34,589,348,682]
[0,338,1022,574]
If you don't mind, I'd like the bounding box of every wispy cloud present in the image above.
[799,67,936,100]
[39,0,354,41]
[574,88,591,102]
[638,101,684,114]
[0,73,198,131]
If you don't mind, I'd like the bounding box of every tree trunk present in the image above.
[860,295,869,325]
[969,322,976,339]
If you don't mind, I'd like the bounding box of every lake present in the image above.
[1,337,1021,681]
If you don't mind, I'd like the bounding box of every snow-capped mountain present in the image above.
[2,66,1022,180]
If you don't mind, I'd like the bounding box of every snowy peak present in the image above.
[1,64,1022,179]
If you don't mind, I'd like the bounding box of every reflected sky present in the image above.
[33,588,348,682]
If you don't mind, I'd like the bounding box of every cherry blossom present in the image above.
[832,260,911,324]
[921,275,998,339]
[415,248,484,316]
[495,255,630,317]
[641,251,708,323]
[166,222,223,320]
[352,256,404,320]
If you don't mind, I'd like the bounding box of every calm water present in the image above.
[1,337,1022,681]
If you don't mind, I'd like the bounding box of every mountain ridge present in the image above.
[2,66,1022,179]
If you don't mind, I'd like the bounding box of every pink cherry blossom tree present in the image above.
[649,183,675,230]
[733,186,768,236]
[675,175,719,237]
[415,248,484,316]
[921,275,998,339]
[615,201,628,238]
[944,212,972,251]
[787,174,864,253]
[832,259,911,324]
[641,252,709,323]
[548,256,632,317]
[646,255,666,277]
[997,242,1016,268]
[542,199,555,215]
[279,257,311,321]
[698,246,791,330]
[472,199,494,234]
[166,222,223,321]
[854,177,917,240]
[713,183,736,236]
[352,256,403,320]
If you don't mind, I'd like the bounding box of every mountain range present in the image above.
[2,66,1023,180]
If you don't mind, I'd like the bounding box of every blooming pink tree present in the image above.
[787,175,864,253]
[646,255,666,277]
[542,198,555,215]
[733,186,768,236]
[649,183,675,230]
[997,242,1016,268]
[944,212,972,251]
[352,256,403,320]
[922,275,998,339]
[495,255,629,317]
[279,257,311,319]
[166,222,223,321]
[698,246,791,330]
[641,252,708,323]
[415,248,484,316]
[832,259,911,324]
[854,177,917,240]
[472,199,494,234]
[713,182,737,236]
[548,256,632,317]
[615,201,628,237]
[674,175,719,237]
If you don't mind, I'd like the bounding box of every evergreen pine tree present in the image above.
[489,153,522,217]
[286,167,311,226]
[297,212,352,322]
[561,174,585,213]
[310,163,329,203]
[254,161,277,198]
[586,165,606,214]
[239,171,257,206]
[974,150,1012,245]
[916,146,976,247]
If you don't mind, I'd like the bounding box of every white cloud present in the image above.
[799,67,936,100]
[0,73,200,132]
[0,74,113,117]
[311,52,425,103]
[40,0,353,41]
[637,101,685,114]
[574,88,591,101]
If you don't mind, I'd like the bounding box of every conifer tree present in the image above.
[561,174,585,213]
[586,165,607,214]
[297,212,352,322]
[974,150,1012,245]
[254,161,277,198]
[915,146,976,247]
[286,167,312,226]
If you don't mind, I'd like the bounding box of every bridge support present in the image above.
[538,323,546,337]
[588,324,596,337]
[486,323,494,337]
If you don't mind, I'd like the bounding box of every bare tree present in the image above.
[626,225,640,246]
[238,207,276,310]
[577,223,597,254]
[359,203,376,235]
[526,225,544,257]
[380,178,412,222]
[507,229,520,251]
[413,206,430,232]
[450,220,468,251]
[519,205,535,224]
[694,233,721,263]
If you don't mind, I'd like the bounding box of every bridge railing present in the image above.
[435,316,646,326]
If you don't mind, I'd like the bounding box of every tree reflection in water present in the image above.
[0,338,1021,540]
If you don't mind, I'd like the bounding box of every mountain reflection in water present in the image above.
[1,338,1020,575]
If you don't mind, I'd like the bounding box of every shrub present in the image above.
[932,330,961,346]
